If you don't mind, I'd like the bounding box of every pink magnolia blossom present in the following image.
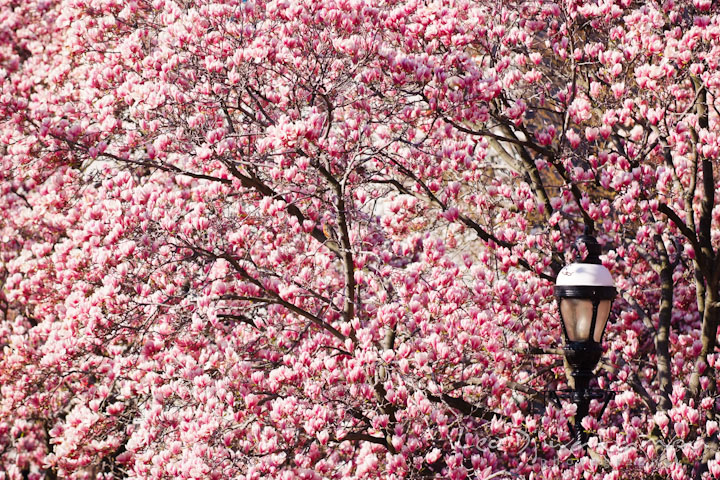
[2,0,720,479]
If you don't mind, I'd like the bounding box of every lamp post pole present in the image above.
[564,342,601,444]
[554,231,616,446]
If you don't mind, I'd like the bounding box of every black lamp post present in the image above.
[554,232,616,445]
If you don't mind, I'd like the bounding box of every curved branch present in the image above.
[426,392,504,422]
[187,245,349,343]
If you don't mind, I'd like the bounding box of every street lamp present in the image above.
[555,231,616,445]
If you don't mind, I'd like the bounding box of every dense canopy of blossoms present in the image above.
[3,0,720,479]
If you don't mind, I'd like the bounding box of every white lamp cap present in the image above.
[556,263,615,287]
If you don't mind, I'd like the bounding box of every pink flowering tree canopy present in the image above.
[3,0,720,478]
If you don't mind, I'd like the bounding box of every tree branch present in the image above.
[651,235,673,411]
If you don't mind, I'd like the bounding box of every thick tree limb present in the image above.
[652,235,673,411]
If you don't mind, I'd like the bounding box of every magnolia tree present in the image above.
[3,0,720,478]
